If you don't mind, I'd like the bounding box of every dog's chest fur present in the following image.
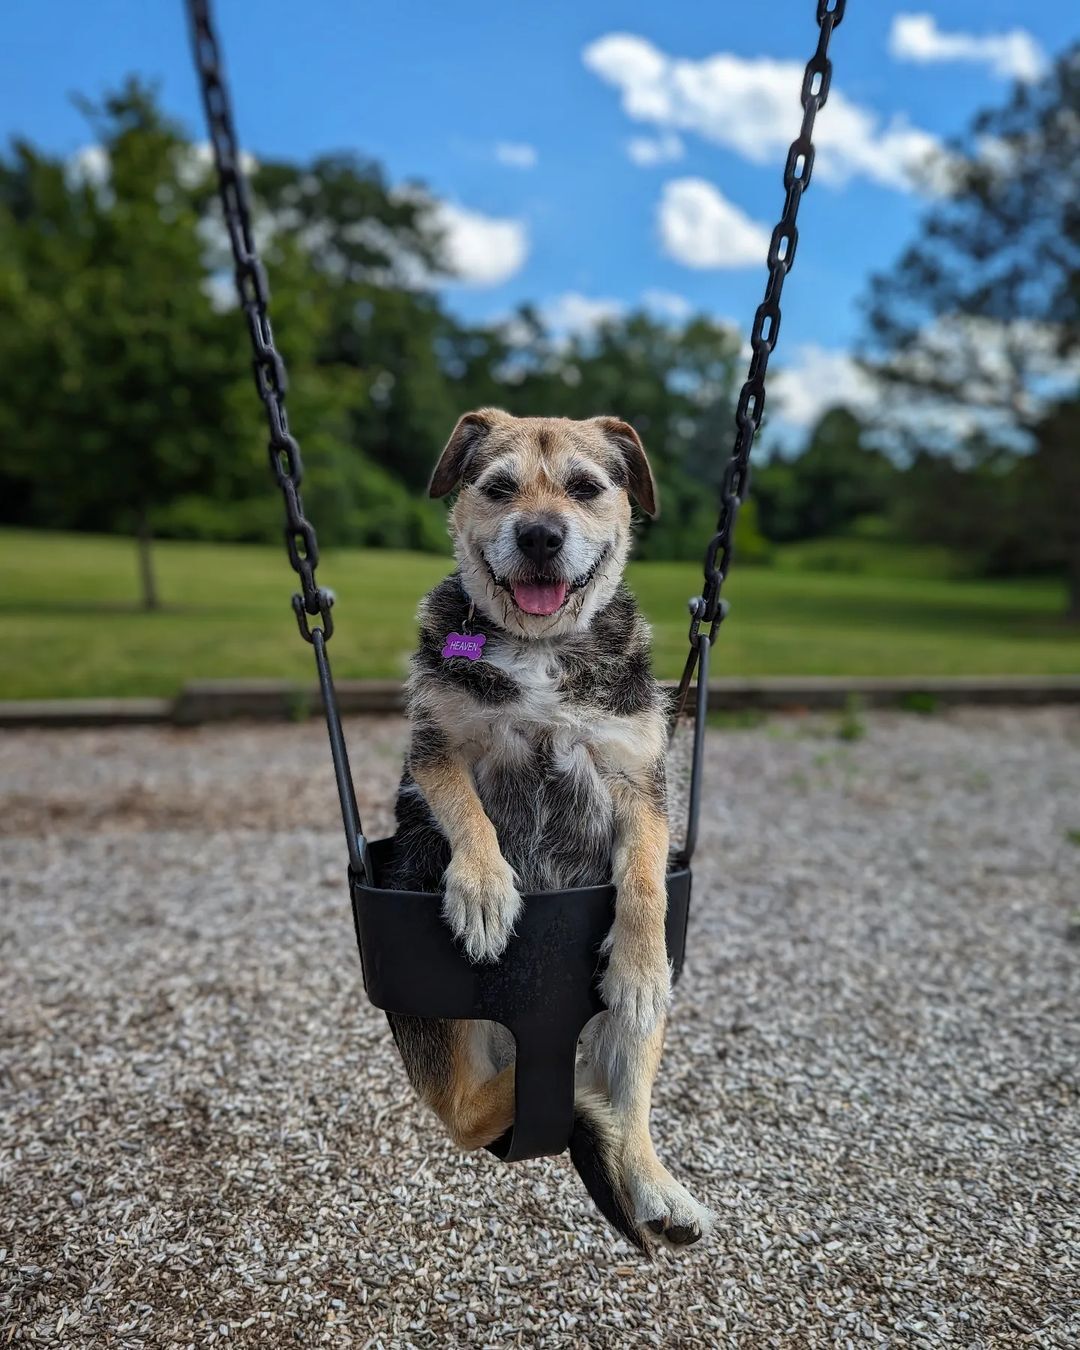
[464,636,615,892]
[402,576,664,893]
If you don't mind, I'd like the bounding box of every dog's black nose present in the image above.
[516,517,565,567]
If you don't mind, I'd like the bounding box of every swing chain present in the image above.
[675,0,845,715]
[187,0,333,644]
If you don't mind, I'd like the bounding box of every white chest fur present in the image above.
[422,636,655,783]
[484,638,563,724]
[471,638,585,776]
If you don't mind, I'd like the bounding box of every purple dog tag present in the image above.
[442,631,487,662]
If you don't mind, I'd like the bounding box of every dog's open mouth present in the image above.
[483,548,610,617]
[511,579,568,616]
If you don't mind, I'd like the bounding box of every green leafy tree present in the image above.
[0,84,456,595]
[244,155,464,492]
[755,408,896,542]
[0,79,790,579]
[865,45,1080,615]
[0,81,252,608]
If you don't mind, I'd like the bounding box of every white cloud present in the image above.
[494,141,538,170]
[67,140,260,198]
[770,343,988,449]
[890,15,1047,83]
[174,140,259,189]
[201,272,238,313]
[541,291,624,337]
[770,346,877,428]
[975,135,1020,176]
[430,201,529,287]
[627,132,684,166]
[65,143,111,190]
[641,288,693,322]
[658,178,770,269]
[772,322,1080,448]
[583,33,945,193]
[531,288,697,339]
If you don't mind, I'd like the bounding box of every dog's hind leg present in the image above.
[386,802,516,1151]
[388,1015,515,1151]
[582,1013,711,1250]
[579,766,711,1251]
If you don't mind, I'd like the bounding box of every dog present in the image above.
[385,409,710,1252]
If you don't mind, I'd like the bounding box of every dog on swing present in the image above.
[386,409,711,1252]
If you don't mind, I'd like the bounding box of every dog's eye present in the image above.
[566,475,603,502]
[480,474,518,501]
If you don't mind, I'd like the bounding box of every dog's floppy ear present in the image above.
[593,417,659,517]
[430,410,496,498]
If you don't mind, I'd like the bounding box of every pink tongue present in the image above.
[512,580,569,616]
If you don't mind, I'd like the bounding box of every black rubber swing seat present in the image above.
[351,839,692,1162]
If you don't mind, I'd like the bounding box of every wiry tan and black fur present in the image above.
[387,410,711,1252]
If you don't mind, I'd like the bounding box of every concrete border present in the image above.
[1,675,1078,729]
[692,674,1080,711]
[0,698,173,728]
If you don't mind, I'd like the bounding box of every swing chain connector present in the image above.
[687,594,729,649]
[292,588,335,644]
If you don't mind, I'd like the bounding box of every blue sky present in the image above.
[3,1,1076,432]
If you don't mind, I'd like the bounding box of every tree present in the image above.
[755,408,896,542]
[244,155,463,493]
[0,85,456,594]
[864,45,1080,615]
[0,81,773,574]
[1023,398,1080,614]
[0,81,252,608]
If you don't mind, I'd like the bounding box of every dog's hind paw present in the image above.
[627,1163,712,1252]
[442,851,523,963]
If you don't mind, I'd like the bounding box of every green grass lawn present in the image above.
[1,528,1077,699]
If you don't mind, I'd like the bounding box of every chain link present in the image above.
[680,0,846,689]
[187,0,334,643]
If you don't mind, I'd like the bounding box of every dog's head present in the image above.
[430,409,658,638]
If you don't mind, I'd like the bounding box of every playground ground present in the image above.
[2,709,1078,1346]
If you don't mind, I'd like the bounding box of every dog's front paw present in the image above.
[600,925,671,1038]
[442,850,523,963]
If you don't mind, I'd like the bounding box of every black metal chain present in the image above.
[672,0,846,721]
[186,0,333,644]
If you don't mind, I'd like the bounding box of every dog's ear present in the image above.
[430,410,496,498]
[593,417,658,518]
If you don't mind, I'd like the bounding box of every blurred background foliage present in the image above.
[0,49,1077,622]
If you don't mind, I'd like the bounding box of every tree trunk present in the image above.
[136,509,159,611]
[1067,546,1080,625]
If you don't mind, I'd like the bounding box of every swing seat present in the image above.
[351,837,692,1162]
